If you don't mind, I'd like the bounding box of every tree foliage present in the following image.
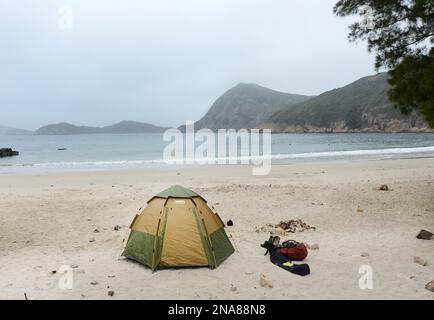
[334,0,434,127]
[388,48,434,127]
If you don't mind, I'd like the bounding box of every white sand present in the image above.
[0,158,433,300]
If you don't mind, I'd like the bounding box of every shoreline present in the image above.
[1,156,433,180]
[1,146,434,175]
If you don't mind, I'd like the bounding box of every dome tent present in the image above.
[122,185,234,270]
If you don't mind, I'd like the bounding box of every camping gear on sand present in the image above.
[275,239,308,262]
[268,236,308,261]
[122,185,235,271]
[261,237,310,277]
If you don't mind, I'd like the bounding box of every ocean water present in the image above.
[1,133,434,173]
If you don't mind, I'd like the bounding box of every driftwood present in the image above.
[257,219,316,235]
[275,219,316,233]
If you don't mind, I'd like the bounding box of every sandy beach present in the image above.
[0,158,433,300]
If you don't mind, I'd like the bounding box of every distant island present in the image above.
[0,125,33,135]
[34,121,169,135]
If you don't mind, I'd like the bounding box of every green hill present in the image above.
[186,83,312,131]
[266,73,429,132]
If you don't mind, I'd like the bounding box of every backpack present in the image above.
[276,240,308,261]
[261,237,310,277]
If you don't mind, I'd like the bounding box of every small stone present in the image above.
[230,285,237,292]
[307,243,319,250]
[357,207,364,213]
[93,229,100,233]
[89,238,95,243]
[379,184,389,191]
[70,264,79,269]
[108,290,115,297]
[227,220,234,227]
[114,225,122,231]
[90,281,98,285]
[416,230,433,240]
[414,256,428,266]
[425,281,434,292]
[108,274,116,278]
[259,274,273,289]
[361,252,370,257]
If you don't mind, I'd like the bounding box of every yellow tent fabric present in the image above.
[122,185,234,270]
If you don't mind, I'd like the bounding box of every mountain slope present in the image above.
[190,83,312,130]
[34,121,169,135]
[265,73,430,132]
[0,125,33,135]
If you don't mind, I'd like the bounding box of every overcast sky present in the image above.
[1,0,377,130]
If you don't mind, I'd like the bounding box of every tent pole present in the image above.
[151,216,162,271]
[200,216,218,268]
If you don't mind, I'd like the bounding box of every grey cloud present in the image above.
[0,0,375,130]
